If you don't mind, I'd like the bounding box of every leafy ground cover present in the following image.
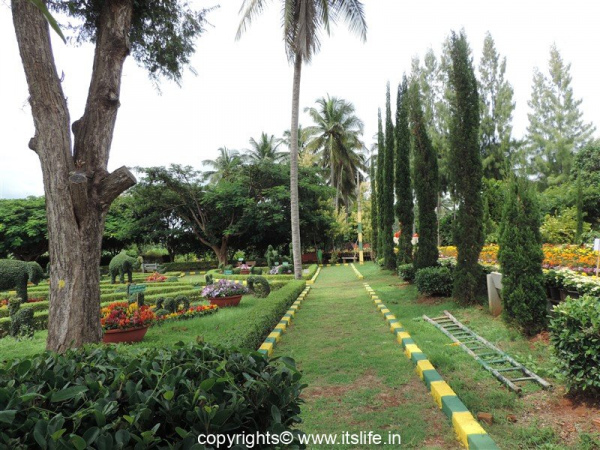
[272,265,459,449]
[360,264,600,449]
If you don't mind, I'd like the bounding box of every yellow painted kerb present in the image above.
[452,411,487,448]
[430,381,456,408]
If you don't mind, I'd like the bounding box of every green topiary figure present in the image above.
[109,251,141,284]
[0,260,43,302]
[205,274,214,285]
[247,276,270,298]
[265,245,279,268]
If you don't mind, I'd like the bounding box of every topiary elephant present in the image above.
[0,260,44,302]
[109,252,141,284]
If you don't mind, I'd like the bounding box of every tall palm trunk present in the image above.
[290,54,303,279]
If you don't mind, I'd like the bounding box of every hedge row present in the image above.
[0,343,304,448]
[207,264,318,282]
[218,280,306,350]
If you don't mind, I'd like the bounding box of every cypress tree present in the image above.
[575,172,583,244]
[383,83,396,270]
[370,148,378,261]
[395,76,413,265]
[498,178,547,335]
[376,109,385,261]
[448,31,484,305]
[409,80,439,270]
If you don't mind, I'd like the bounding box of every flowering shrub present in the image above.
[269,264,293,275]
[545,269,600,297]
[158,304,218,322]
[100,302,156,330]
[201,279,249,298]
[146,272,167,282]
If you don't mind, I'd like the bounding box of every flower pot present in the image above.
[103,326,149,344]
[549,286,561,301]
[567,290,580,299]
[208,295,242,307]
[559,288,568,302]
[240,269,250,275]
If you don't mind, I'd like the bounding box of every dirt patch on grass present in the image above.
[416,295,447,306]
[529,331,551,347]
[302,370,381,402]
[517,388,600,446]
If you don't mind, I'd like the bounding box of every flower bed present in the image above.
[440,244,599,275]
[145,271,167,282]
[157,304,218,322]
[202,279,249,298]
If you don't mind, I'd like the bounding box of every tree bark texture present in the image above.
[12,0,136,352]
[290,54,303,279]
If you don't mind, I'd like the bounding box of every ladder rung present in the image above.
[486,359,507,364]
[468,346,487,351]
[432,316,451,321]
[496,367,522,372]
[510,377,535,382]
[475,352,496,357]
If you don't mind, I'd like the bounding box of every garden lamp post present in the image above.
[357,171,364,264]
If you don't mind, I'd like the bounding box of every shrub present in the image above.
[415,267,453,297]
[250,266,263,275]
[498,179,547,335]
[232,267,241,275]
[398,263,416,282]
[0,259,39,302]
[549,295,600,395]
[160,261,217,272]
[0,343,305,447]
[247,276,271,298]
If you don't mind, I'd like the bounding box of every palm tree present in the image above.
[201,147,244,184]
[245,132,287,163]
[281,125,317,167]
[304,95,366,212]
[237,0,367,279]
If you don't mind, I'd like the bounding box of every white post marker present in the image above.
[594,238,600,278]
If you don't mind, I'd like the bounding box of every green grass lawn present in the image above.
[360,264,600,450]
[272,265,459,449]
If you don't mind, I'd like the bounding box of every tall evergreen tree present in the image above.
[526,44,596,188]
[478,32,515,180]
[370,145,378,260]
[448,30,484,305]
[409,80,439,270]
[376,109,385,260]
[498,178,547,335]
[395,76,413,265]
[382,83,396,270]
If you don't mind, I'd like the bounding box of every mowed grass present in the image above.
[360,264,600,450]
[272,265,459,449]
[0,281,303,362]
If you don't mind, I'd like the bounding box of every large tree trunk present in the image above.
[290,54,303,279]
[12,0,136,352]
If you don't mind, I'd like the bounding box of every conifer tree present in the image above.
[498,178,547,335]
[409,80,439,270]
[448,30,484,305]
[382,83,396,270]
[370,147,378,261]
[526,45,596,188]
[478,32,515,180]
[376,109,385,260]
[395,77,413,265]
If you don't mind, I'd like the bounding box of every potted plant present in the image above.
[202,279,249,307]
[240,262,251,275]
[101,302,156,343]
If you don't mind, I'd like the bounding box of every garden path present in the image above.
[272,265,459,449]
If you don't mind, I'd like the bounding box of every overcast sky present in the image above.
[1,0,599,198]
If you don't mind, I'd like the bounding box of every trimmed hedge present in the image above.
[549,295,600,395]
[0,343,304,448]
[219,280,305,350]
[415,266,454,297]
[160,261,217,272]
